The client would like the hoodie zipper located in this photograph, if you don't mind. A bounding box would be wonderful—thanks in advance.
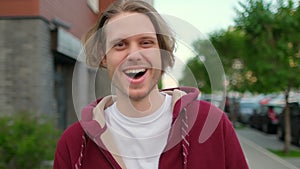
[158,107,189,169]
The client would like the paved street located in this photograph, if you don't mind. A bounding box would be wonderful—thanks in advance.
[237,127,300,169]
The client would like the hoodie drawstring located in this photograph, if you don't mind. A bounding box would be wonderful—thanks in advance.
[181,108,189,169]
[75,134,87,169]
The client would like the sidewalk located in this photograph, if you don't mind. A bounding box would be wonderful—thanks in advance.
[237,127,300,169]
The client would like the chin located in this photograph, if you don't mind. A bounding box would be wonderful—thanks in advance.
[127,86,151,100]
[114,83,156,101]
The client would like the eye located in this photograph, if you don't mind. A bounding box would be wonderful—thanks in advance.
[140,39,155,48]
[113,41,127,50]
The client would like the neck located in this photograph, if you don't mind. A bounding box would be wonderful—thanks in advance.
[115,87,165,118]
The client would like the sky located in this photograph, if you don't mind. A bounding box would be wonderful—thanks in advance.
[153,0,242,87]
[154,0,241,36]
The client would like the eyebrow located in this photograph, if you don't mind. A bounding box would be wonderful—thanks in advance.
[107,34,157,46]
[108,38,124,46]
[139,35,157,40]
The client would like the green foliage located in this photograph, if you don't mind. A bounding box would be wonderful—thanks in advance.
[204,0,300,93]
[234,0,300,93]
[0,112,61,169]
[209,29,250,92]
[180,39,226,94]
[181,0,300,96]
[207,0,300,154]
[268,148,300,158]
[180,56,211,93]
[158,79,163,89]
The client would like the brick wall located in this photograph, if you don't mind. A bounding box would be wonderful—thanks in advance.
[0,19,55,115]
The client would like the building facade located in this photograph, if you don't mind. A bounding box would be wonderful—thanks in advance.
[0,0,154,129]
[0,0,115,129]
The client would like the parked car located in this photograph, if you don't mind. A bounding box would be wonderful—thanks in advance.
[277,102,300,146]
[238,96,264,124]
[249,104,284,134]
[199,94,223,109]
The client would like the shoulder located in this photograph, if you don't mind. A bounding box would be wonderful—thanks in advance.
[188,99,226,122]
[54,121,86,167]
[187,99,232,136]
[63,121,84,137]
[56,121,85,149]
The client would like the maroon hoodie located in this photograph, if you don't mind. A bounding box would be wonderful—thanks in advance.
[53,87,249,169]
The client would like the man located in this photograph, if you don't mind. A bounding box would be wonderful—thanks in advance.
[53,1,249,169]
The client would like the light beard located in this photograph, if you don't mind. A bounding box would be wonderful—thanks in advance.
[111,68,163,102]
[112,78,160,102]
[113,79,164,117]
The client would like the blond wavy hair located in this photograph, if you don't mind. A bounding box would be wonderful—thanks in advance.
[83,0,175,70]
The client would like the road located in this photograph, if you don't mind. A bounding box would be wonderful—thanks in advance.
[237,127,300,169]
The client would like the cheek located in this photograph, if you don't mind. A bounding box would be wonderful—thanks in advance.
[144,49,162,70]
[106,60,118,77]
[106,55,124,76]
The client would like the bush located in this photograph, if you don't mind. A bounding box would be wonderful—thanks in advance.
[0,112,61,169]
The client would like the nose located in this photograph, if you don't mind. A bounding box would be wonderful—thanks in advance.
[127,43,142,61]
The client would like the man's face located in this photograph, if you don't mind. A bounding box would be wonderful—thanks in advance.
[102,12,162,101]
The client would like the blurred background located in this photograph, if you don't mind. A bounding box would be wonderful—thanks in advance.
[0,0,300,168]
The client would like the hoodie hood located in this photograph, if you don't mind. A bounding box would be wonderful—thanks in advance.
[78,86,199,168]
[80,86,199,137]
[162,87,200,121]
[79,86,199,168]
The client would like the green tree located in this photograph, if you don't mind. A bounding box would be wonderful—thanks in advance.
[180,39,226,94]
[180,55,211,93]
[185,0,300,154]
[209,28,251,92]
[208,28,250,125]
[234,0,300,154]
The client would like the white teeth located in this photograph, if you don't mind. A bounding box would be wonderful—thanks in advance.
[124,69,146,74]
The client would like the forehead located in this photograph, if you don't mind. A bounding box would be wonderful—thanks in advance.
[105,12,156,41]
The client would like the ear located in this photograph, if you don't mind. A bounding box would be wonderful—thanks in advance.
[100,55,107,68]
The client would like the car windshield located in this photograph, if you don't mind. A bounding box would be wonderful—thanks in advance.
[273,106,284,115]
[240,102,259,109]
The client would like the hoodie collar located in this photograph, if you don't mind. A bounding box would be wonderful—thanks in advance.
[162,87,200,120]
[80,87,200,138]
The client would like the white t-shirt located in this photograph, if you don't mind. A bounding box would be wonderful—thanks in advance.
[104,94,172,169]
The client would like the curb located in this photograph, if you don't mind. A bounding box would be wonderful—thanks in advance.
[238,135,300,169]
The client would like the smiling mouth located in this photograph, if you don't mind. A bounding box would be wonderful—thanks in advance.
[124,68,147,79]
